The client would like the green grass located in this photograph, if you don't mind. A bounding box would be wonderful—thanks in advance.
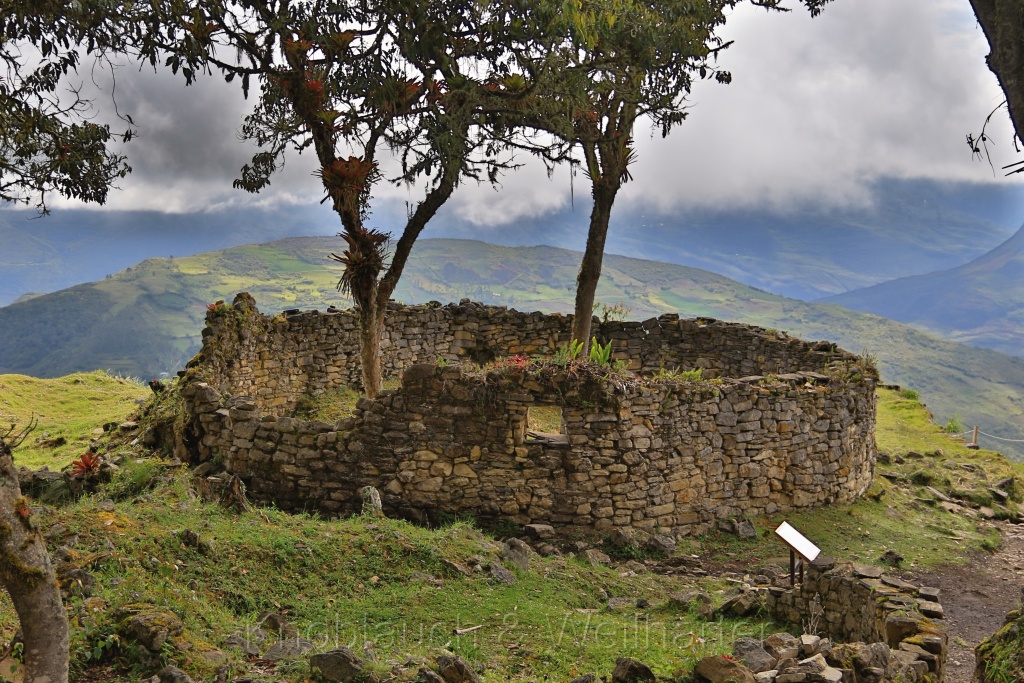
[42,470,782,682]
[296,379,400,422]
[528,405,563,433]
[876,388,1020,479]
[0,371,149,469]
[4,374,1024,680]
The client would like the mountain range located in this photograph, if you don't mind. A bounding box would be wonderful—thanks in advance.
[3,236,1024,460]
[3,176,1023,307]
[825,225,1024,358]
[443,178,1024,301]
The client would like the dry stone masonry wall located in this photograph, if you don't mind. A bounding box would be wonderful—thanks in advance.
[193,293,862,415]
[177,294,877,537]
[764,557,947,683]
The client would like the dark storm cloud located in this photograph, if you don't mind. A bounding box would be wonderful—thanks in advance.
[58,60,325,212]
[106,68,251,181]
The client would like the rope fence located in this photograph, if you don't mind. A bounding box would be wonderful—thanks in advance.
[976,429,1024,444]
[946,425,1024,447]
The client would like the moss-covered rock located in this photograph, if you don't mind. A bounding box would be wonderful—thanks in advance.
[975,608,1024,683]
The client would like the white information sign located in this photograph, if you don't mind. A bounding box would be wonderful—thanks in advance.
[774,521,821,563]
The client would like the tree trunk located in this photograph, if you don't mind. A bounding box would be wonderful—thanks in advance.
[0,441,69,683]
[358,295,385,399]
[571,182,619,355]
[970,0,1024,142]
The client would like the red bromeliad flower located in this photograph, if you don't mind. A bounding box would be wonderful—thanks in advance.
[70,448,101,479]
[500,354,530,369]
[14,497,31,521]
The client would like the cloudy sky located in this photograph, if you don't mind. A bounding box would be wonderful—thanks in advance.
[46,0,1024,225]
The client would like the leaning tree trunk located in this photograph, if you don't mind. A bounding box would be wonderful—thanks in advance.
[970,0,1024,143]
[358,295,386,399]
[0,439,69,683]
[571,180,621,355]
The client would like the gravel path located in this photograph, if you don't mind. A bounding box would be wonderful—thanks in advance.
[906,522,1024,683]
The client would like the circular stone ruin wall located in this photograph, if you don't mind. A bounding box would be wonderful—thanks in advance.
[178,293,877,536]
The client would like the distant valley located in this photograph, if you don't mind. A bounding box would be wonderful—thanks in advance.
[825,225,1024,358]
[3,176,1023,307]
[3,236,1024,460]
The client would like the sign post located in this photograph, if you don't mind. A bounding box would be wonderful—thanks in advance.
[774,521,821,587]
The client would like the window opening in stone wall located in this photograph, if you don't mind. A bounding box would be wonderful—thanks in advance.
[525,404,568,445]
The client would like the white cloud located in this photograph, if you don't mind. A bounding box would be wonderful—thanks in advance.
[48,0,1024,220]
[616,0,1022,214]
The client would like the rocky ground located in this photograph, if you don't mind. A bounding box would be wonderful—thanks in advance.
[907,521,1024,683]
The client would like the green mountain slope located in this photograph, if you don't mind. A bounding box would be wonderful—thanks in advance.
[2,177,1023,307]
[439,178,1024,300]
[3,237,1024,458]
[825,226,1024,357]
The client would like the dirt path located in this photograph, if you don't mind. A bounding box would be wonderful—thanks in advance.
[906,522,1024,683]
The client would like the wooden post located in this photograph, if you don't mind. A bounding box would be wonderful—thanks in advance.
[790,549,796,587]
[968,425,980,450]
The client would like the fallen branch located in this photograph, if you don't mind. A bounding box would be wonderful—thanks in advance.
[453,625,483,636]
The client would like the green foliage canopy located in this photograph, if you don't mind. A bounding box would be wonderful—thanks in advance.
[0,0,134,211]
[480,0,832,351]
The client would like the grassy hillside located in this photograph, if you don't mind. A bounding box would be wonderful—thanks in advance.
[0,206,340,307]
[3,178,1021,307]
[3,237,1024,459]
[2,377,1019,681]
[0,372,149,469]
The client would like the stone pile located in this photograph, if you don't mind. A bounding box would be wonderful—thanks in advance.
[763,557,946,683]
[695,630,939,683]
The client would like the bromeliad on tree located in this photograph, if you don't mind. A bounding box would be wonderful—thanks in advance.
[317,156,379,217]
[130,0,548,398]
[329,227,390,304]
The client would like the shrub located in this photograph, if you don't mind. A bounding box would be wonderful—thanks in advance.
[899,388,920,401]
[105,459,165,501]
[944,414,964,434]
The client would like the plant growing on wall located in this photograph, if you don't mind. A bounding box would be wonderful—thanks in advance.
[553,339,585,367]
[588,337,613,367]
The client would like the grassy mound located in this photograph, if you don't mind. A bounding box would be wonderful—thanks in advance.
[40,466,781,681]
